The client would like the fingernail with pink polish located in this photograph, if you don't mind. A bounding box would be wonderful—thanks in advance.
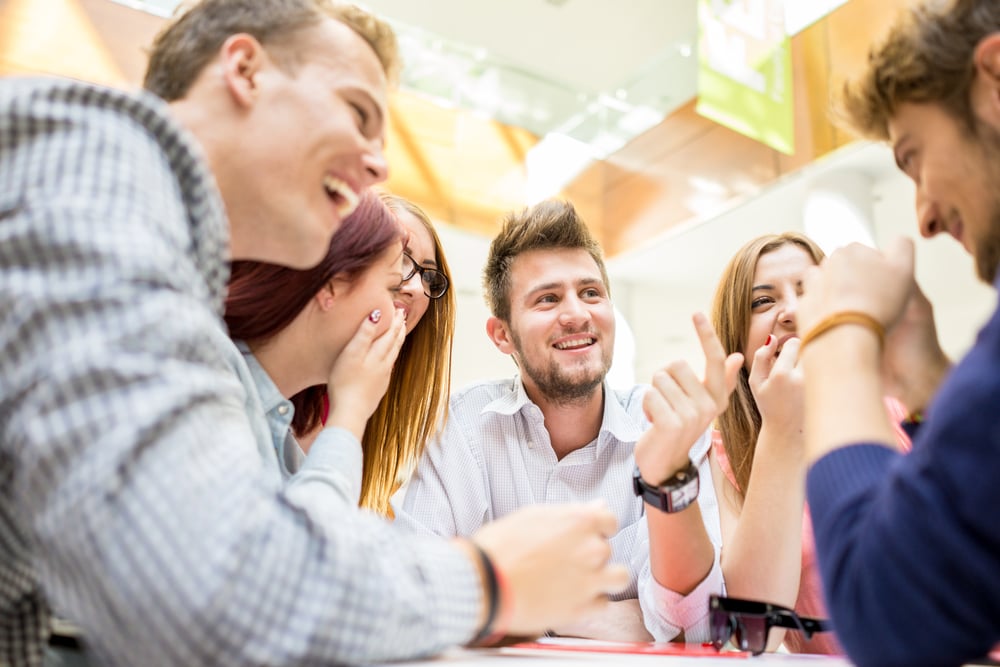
[368,309,382,324]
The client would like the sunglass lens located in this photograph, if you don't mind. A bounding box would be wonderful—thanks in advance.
[735,616,769,655]
[710,609,733,650]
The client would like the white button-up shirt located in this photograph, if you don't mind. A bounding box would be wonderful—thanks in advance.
[394,376,725,640]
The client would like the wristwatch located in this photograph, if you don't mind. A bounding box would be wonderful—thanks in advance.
[632,460,699,513]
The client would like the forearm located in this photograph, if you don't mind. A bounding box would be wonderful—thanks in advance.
[646,503,714,594]
[892,351,951,415]
[720,425,805,607]
[25,410,482,664]
[285,426,363,510]
[802,327,897,463]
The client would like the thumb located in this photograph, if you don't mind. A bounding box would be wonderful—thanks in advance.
[724,352,744,396]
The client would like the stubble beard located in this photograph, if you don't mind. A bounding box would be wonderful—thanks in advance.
[971,117,1000,284]
[512,331,611,406]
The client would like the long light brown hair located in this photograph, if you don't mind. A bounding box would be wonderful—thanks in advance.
[711,232,825,493]
[360,194,456,515]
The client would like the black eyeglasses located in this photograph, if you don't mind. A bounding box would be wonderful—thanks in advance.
[710,595,832,655]
[401,252,449,299]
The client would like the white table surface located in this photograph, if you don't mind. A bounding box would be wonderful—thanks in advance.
[373,640,854,666]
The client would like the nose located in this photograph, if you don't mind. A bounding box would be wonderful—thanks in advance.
[778,291,798,329]
[915,189,941,239]
[558,294,589,326]
[362,141,389,186]
[398,270,421,297]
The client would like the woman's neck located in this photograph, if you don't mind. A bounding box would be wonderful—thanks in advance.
[248,323,326,398]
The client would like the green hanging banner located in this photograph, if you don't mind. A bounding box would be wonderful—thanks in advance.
[696,0,795,155]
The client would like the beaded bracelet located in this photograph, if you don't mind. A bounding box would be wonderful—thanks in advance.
[799,310,885,351]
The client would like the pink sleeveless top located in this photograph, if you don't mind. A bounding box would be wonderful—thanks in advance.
[712,397,912,655]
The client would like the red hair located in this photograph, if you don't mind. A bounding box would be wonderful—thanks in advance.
[225,189,402,432]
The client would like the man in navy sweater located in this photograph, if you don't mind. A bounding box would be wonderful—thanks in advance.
[795,1,1000,666]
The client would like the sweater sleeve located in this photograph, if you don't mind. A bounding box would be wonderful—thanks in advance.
[806,299,1000,667]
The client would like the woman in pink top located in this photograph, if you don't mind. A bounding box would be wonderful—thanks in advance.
[710,232,911,654]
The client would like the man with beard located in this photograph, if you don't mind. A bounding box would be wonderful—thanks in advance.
[396,199,731,644]
[794,1,1000,666]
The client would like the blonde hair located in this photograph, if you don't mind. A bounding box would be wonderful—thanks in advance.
[145,0,399,101]
[359,195,456,515]
[711,232,825,493]
[838,0,1000,141]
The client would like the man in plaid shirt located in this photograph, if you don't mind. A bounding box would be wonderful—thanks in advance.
[0,1,627,665]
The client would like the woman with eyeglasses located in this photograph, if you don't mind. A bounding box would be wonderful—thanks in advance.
[706,232,911,653]
[226,191,456,518]
[362,194,455,516]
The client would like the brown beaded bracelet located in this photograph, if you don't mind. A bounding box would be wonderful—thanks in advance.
[799,310,885,350]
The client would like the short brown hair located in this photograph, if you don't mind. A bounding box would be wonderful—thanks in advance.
[839,0,1000,141]
[484,199,609,322]
[144,0,399,101]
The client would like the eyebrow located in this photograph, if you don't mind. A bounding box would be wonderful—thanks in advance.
[526,277,604,296]
[751,284,774,292]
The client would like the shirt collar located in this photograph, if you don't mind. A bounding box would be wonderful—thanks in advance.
[482,375,644,445]
[235,340,293,419]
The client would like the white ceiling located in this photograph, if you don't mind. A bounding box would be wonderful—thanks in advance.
[360,0,699,153]
[360,0,698,94]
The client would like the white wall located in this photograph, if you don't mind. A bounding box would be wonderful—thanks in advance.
[432,224,514,391]
[608,142,996,384]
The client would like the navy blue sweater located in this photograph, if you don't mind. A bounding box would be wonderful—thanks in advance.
[807,285,1000,667]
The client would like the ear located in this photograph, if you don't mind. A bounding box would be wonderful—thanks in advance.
[314,281,339,311]
[219,34,267,109]
[972,33,1000,125]
[486,316,516,356]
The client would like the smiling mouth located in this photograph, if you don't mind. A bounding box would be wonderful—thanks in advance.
[554,336,596,350]
[323,175,360,219]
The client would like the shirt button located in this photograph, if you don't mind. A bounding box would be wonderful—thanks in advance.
[277,405,289,416]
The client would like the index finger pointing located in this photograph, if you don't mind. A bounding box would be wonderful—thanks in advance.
[692,312,728,398]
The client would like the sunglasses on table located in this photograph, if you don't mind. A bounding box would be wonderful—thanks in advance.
[401,252,449,299]
[710,594,832,656]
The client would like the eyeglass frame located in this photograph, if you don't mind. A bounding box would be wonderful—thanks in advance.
[709,594,832,656]
[401,251,449,299]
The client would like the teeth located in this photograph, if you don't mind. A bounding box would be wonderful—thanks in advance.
[323,175,360,218]
[555,338,595,350]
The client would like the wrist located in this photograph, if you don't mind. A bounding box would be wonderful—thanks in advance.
[633,459,700,514]
[800,310,884,352]
[463,540,511,647]
[801,325,881,372]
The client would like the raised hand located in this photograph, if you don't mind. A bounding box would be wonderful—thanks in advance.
[799,238,915,336]
[325,308,406,439]
[469,501,630,637]
[748,335,803,439]
[634,313,743,484]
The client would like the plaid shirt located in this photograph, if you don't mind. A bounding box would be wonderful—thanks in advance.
[0,77,480,666]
